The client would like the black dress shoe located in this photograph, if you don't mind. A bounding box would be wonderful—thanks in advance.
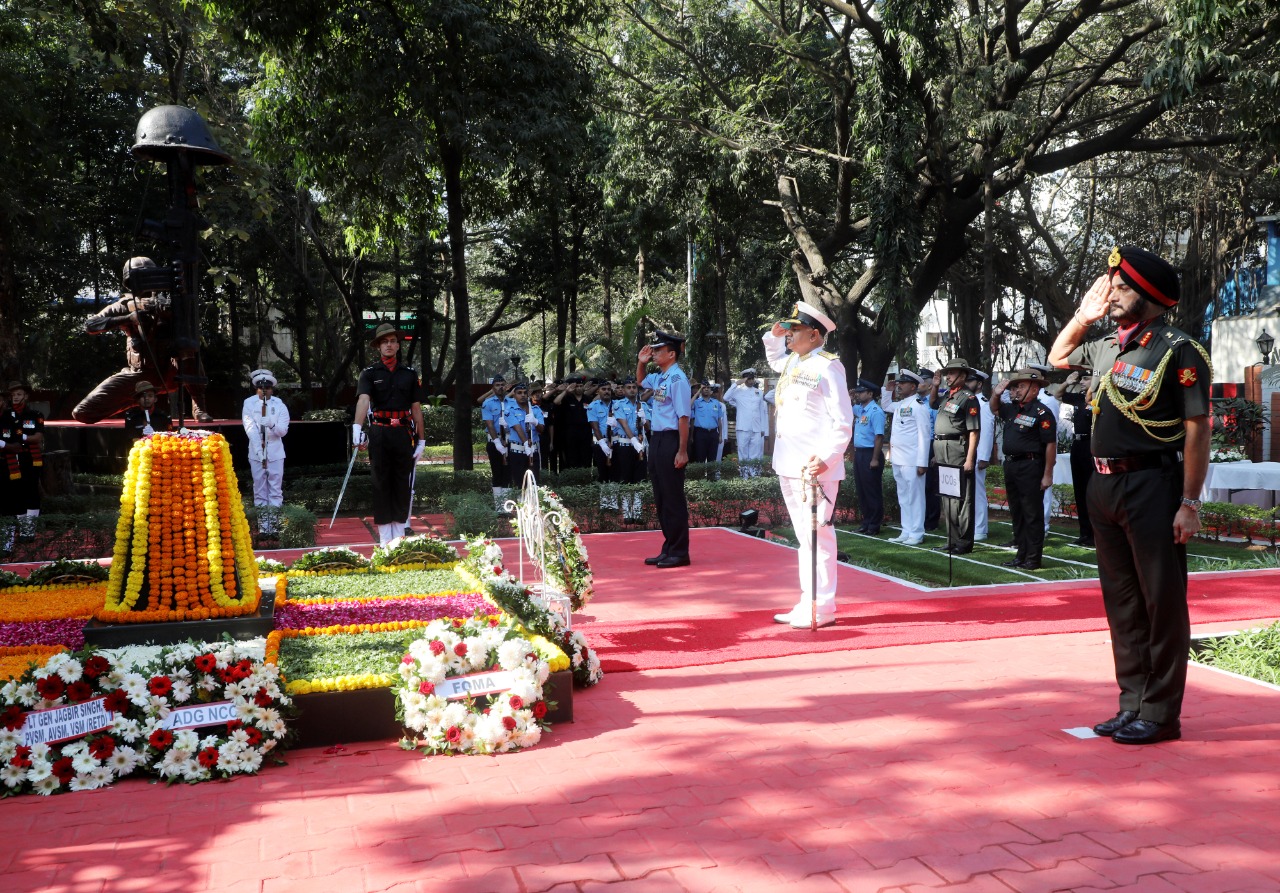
[655,556,690,568]
[1019,560,1042,570]
[951,547,973,555]
[644,554,668,566]
[1092,710,1139,737]
[997,540,1016,548]
[1112,718,1181,745]
[1076,538,1095,548]
[1001,558,1024,567]
[933,545,954,553]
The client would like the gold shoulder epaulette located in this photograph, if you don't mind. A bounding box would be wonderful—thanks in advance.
[816,349,837,360]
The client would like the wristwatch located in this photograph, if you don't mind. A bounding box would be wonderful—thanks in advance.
[1180,497,1203,512]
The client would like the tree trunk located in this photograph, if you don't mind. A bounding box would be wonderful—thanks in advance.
[440,136,474,470]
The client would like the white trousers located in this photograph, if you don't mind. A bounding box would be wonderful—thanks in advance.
[1043,486,1053,533]
[974,466,989,539]
[892,463,926,540]
[779,475,838,611]
[737,431,765,461]
[250,458,284,507]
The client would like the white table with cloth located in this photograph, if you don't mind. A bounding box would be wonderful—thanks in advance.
[1201,461,1280,509]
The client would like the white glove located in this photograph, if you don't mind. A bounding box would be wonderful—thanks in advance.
[630,437,642,452]
[525,412,536,425]
[352,423,367,447]
[413,440,425,460]
[492,437,508,457]
[606,415,616,428]
[599,440,613,459]
[0,439,5,449]
[141,425,154,436]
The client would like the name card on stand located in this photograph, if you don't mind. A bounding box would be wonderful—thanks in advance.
[438,671,516,701]
[161,700,238,731]
[21,698,113,747]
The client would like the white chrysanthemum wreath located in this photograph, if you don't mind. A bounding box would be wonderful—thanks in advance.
[0,642,290,796]
[396,615,551,755]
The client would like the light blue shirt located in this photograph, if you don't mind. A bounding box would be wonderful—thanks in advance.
[481,394,517,433]
[611,398,638,439]
[642,365,691,432]
[586,398,612,438]
[503,401,530,444]
[852,401,886,448]
[691,396,724,430]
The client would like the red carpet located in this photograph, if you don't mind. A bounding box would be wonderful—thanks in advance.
[569,528,1280,672]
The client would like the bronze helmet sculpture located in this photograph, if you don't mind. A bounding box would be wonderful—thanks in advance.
[131,106,231,166]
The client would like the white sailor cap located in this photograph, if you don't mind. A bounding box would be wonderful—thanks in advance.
[250,369,277,388]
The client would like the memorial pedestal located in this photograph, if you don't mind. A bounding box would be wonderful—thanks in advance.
[290,669,574,749]
[83,590,277,648]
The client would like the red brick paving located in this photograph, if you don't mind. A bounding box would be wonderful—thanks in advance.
[3,530,1279,892]
[3,629,1279,892]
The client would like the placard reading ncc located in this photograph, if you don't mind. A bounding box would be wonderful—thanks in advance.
[161,700,238,731]
[21,698,112,747]
[938,464,963,499]
[438,670,516,701]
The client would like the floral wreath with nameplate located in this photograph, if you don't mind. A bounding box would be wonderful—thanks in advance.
[395,616,551,756]
[0,642,291,796]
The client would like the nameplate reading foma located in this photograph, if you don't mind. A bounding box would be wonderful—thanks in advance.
[438,671,516,701]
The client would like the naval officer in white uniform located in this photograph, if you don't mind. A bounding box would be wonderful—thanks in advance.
[763,301,854,629]
[883,370,931,544]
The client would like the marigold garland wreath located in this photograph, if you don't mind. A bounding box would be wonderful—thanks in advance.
[100,431,260,623]
[395,616,551,755]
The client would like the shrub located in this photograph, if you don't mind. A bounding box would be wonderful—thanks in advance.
[444,491,502,539]
[244,504,318,549]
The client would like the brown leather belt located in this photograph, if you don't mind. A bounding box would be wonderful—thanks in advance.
[1094,452,1182,475]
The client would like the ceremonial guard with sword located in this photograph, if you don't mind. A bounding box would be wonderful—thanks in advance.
[353,323,425,545]
[764,302,854,629]
[242,369,290,537]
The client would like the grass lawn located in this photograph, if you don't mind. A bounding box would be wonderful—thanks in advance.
[772,513,1274,589]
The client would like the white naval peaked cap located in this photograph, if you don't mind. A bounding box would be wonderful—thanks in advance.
[780,301,837,335]
[250,368,277,387]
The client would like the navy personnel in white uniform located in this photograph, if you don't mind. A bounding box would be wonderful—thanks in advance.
[763,302,854,628]
[883,370,931,544]
[724,368,770,476]
[242,369,290,535]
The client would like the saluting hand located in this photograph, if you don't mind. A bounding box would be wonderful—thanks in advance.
[1077,274,1111,326]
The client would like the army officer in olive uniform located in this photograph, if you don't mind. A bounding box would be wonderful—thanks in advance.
[1049,246,1211,746]
[991,368,1056,571]
[931,358,981,554]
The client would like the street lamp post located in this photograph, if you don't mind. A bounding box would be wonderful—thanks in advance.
[1258,329,1274,365]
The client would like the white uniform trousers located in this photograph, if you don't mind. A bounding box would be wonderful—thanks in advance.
[974,466,989,539]
[1043,486,1053,533]
[250,458,284,507]
[737,430,765,461]
[779,475,839,611]
[892,463,926,540]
